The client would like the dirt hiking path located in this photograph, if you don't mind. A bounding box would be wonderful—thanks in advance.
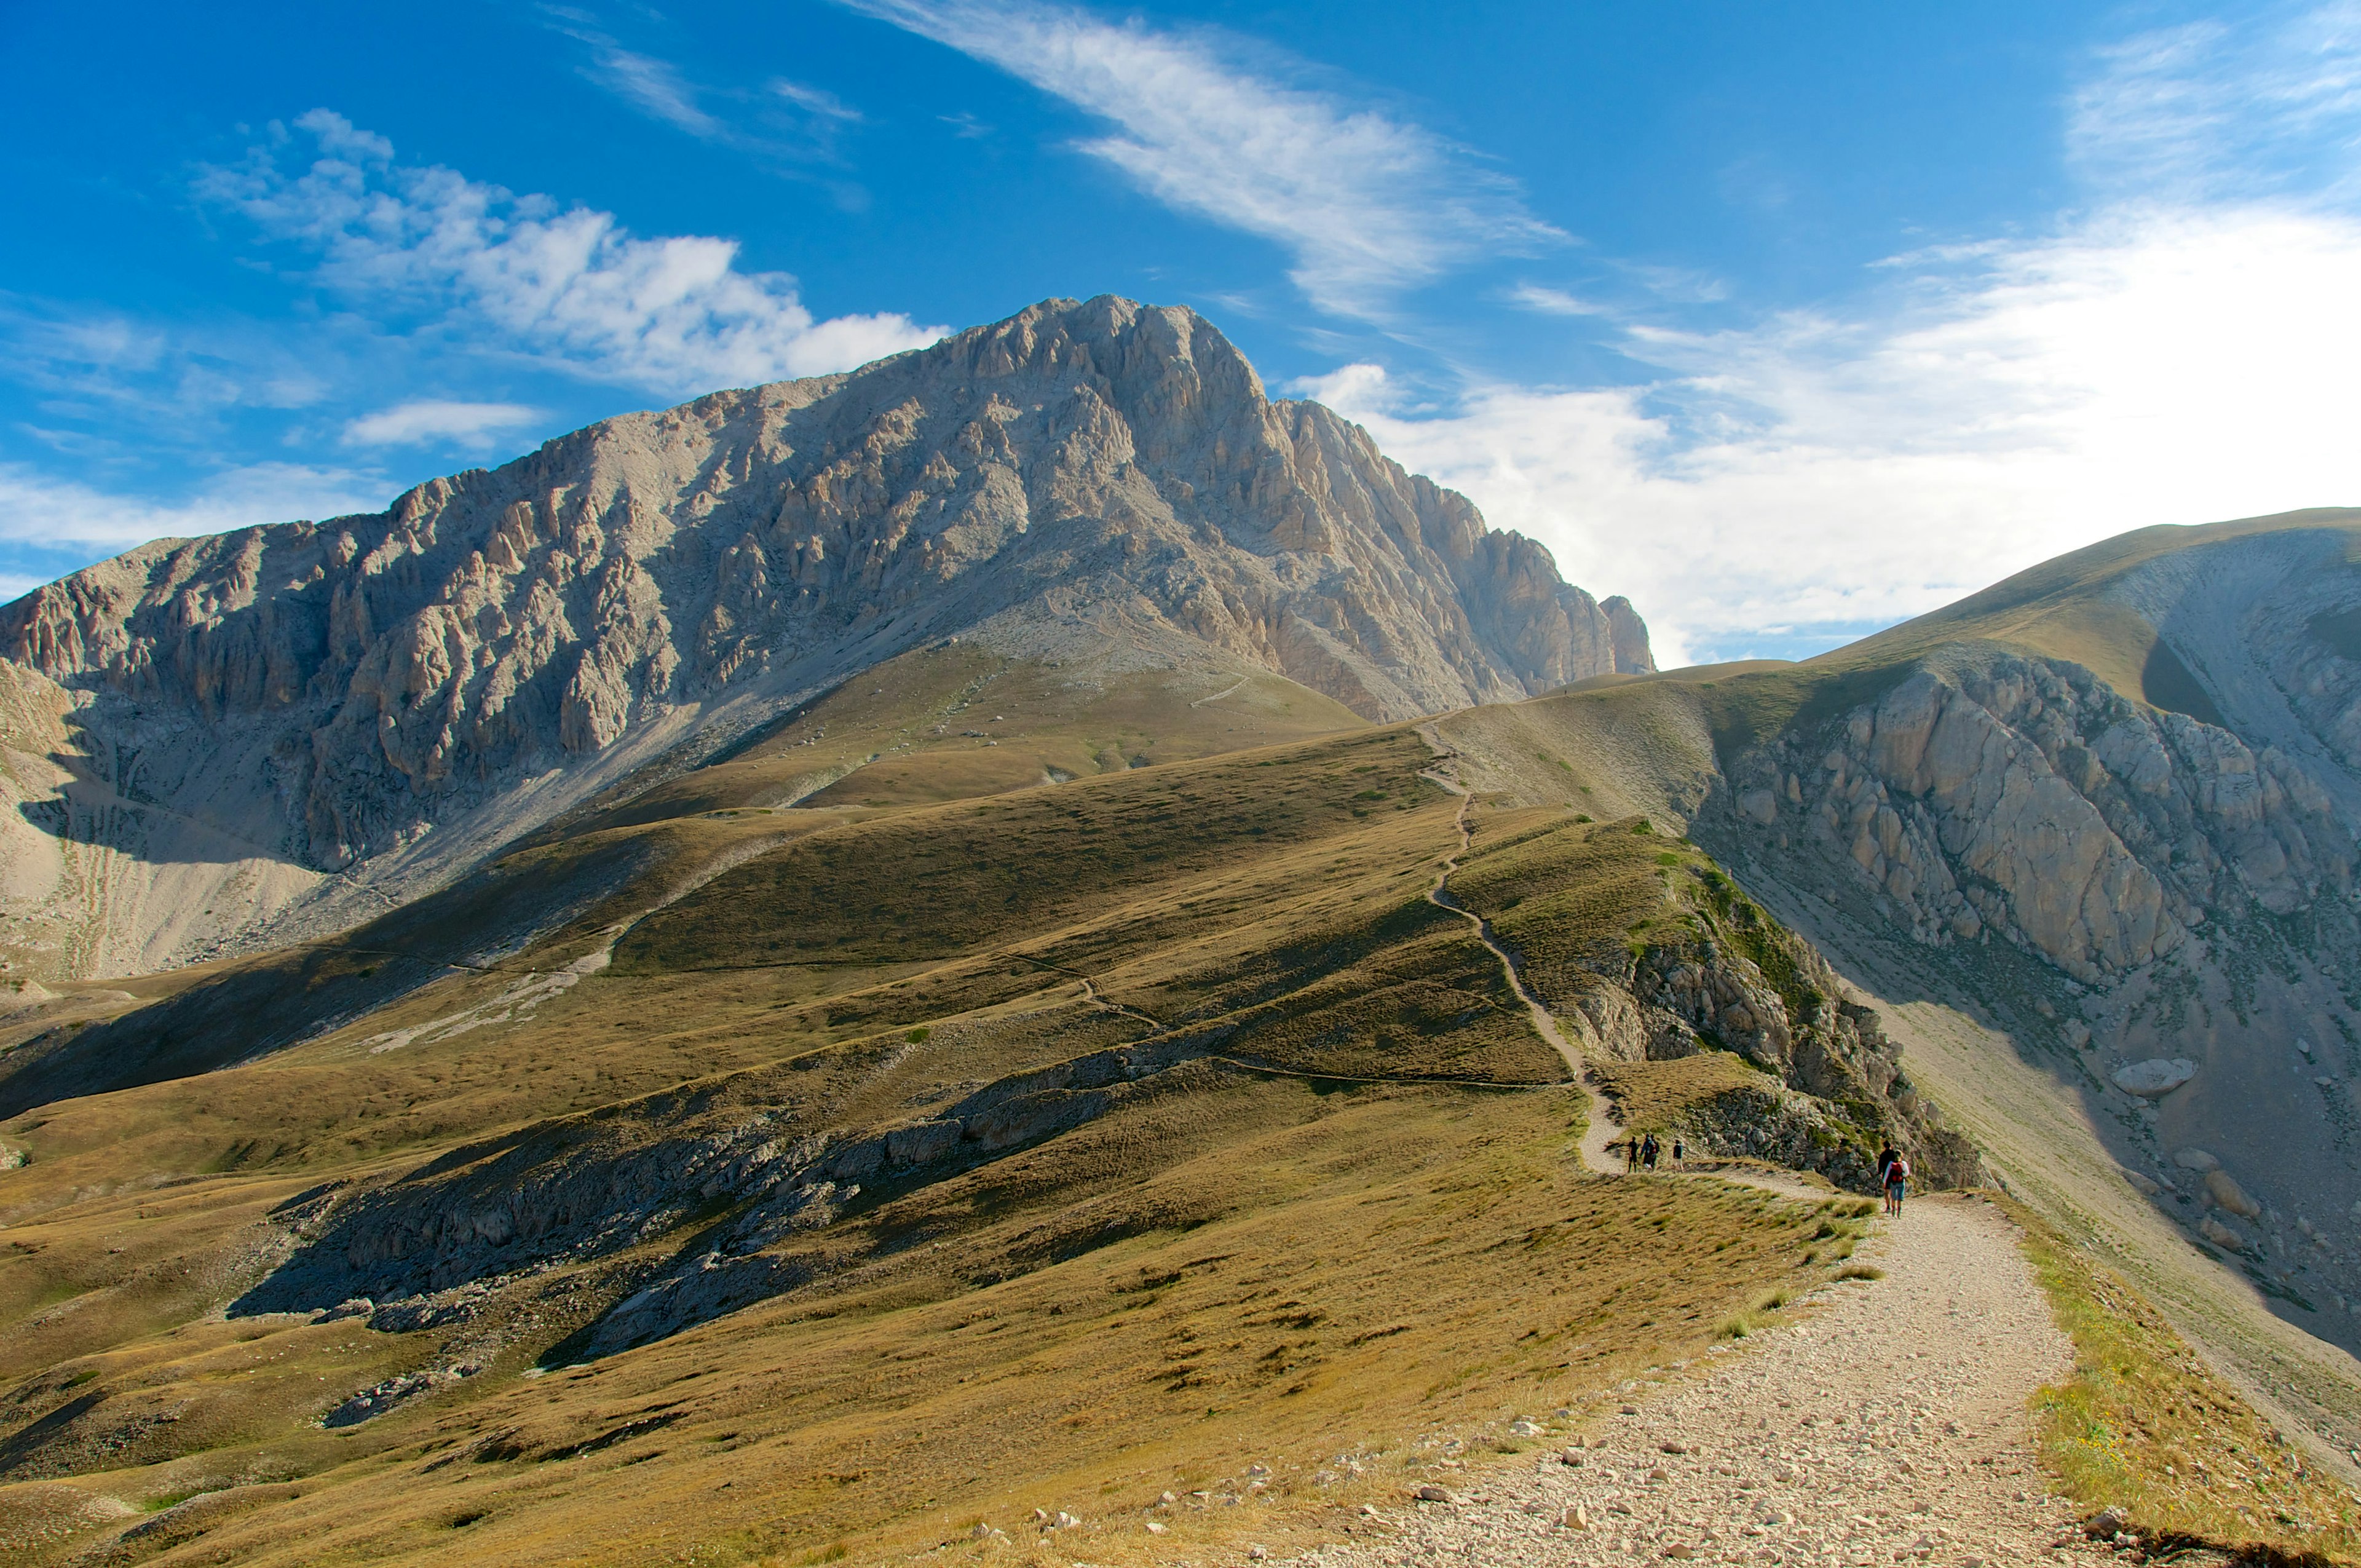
[1296,1195,2129,1568]
[1426,794,1593,1105]
[1401,791,2121,1561]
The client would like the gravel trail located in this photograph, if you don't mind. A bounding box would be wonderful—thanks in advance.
[1399,790,2117,1561]
[1297,1194,2126,1567]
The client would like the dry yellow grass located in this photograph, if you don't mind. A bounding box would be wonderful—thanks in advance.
[2,1085,1848,1567]
[0,702,1890,1566]
[1589,1051,1776,1136]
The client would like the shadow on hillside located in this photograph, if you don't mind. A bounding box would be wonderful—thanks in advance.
[0,832,662,1119]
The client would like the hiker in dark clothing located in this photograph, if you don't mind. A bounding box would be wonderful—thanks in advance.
[1876,1144,1909,1216]
[1641,1134,1659,1170]
[1671,1137,1685,1167]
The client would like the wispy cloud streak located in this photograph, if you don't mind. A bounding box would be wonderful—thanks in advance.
[2070,1,2361,199]
[343,400,545,448]
[0,461,391,555]
[840,0,1558,319]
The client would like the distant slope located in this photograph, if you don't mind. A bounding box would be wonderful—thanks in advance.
[0,295,1651,981]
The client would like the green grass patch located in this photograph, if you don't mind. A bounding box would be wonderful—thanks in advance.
[2006,1196,2361,1561]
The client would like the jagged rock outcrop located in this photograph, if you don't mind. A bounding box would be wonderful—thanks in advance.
[1552,881,1982,1192]
[1723,655,2352,982]
[0,295,1649,978]
[1694,523,2361,1349]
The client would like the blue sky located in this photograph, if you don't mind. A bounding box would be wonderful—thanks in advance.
[4,1,2359,663]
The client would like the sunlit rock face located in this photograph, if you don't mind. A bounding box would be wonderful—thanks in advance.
[1706,523,2361,1355]
[0,295,1648,976]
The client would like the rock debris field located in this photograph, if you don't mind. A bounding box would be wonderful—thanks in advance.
[1291,1193,2135,1568]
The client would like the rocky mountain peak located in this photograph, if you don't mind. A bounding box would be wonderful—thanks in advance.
[0,295,1650,977]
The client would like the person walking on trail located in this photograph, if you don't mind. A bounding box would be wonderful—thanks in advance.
[1671,1137,1685,1167]
[1879,1145,1910,1216]
[1641,1134,1659,1170]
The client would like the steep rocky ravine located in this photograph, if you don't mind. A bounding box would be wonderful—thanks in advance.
[1434,808,1983,1192]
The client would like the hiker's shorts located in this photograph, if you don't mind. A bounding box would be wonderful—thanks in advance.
[1886,1181,1907,1200]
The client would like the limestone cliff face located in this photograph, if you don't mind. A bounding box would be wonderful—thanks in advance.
[0,296,1649,976]
[1703,525,2361,1346]
[1726,655,2352,984]
[1548,892,1983,1192]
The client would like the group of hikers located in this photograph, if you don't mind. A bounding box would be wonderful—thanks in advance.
[1612,1128,1913,1218]
[1616,1132,1682,1171]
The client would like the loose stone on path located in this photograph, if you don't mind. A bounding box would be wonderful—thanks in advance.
[1287,1194,2123,1568]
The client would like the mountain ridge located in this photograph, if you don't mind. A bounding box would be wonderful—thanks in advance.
[4,502,2361,1564]
[0,295,1650,980]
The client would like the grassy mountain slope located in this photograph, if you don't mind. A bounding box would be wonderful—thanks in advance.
[0,684,1891,1566]
[10,510,2361,1563]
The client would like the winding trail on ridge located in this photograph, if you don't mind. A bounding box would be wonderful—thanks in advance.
[1425,790,1618,1175]
[1388,789,2117,1566]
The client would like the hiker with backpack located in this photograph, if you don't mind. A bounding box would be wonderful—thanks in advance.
[1877,1144,1910,1216]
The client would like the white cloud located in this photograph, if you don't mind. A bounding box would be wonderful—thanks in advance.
[545,15,868,168]
[772,79,862,122]
[1505,284,1607,318]
[839,0,1558,319]
[342,400,545,448]
[0,300,333,422]
[2069,2,2361,199]
[0,461,389,554]
[1306,204,2361,668]
[541,9,727,139]
[199,110,944,397]
[1294,5,2361,667]
[581,45,725,138]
